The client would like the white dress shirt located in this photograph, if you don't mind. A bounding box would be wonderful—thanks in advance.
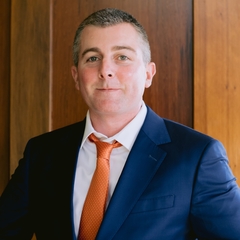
[73,102,147,236]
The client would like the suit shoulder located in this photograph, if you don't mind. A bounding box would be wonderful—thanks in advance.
[163,118,215,143]
[161,118,228,161]
[144,106,216,147]
[27,120,85,148]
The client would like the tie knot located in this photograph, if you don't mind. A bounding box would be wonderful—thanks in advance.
[89,133,121,160]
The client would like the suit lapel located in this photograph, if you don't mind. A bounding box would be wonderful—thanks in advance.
[97,107,171,239]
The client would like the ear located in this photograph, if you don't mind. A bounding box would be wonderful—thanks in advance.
[145,62,156,88]
[71,66,80,90]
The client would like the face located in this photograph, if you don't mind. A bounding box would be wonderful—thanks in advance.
[71,23,156,119]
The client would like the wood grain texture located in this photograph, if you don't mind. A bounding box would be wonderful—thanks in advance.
[194,0,240,184]
[51,0,193,130]
[10,0,50,173]
[0,0,10,194]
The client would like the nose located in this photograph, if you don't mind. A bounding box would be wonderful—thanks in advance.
[98,59,114,79]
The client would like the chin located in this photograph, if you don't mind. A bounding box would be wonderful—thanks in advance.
[96,106,123,115]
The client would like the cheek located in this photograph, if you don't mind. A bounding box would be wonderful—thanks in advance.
[118,65,147,90]
[116,66,137,85]
[79,68,96,88]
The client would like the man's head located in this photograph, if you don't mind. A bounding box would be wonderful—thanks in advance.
[71,8,156,129]
[72,8,151,67]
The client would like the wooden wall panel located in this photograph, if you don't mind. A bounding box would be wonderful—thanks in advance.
[0,0,10,194]
[145,0,193,126]
[194,0,240,184]
[10,0,50,173]
[51,0,193,130]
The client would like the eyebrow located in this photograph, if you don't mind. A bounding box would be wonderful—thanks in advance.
[81,47,100,58]
[81,45,136,58]
[112,45,136,53]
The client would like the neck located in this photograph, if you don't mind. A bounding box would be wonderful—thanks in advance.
[89,109,141,137]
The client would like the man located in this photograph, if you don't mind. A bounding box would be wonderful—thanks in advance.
[0,8,240,240]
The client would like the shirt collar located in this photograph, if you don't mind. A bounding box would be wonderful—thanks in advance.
[81,102,147,151]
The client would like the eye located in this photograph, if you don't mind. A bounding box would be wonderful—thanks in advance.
[118,55,129,61]
[87,56,99,62]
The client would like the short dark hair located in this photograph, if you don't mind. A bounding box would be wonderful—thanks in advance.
[72,8,151,66]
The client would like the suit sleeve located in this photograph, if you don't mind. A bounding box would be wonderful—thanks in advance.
[0,140,34,240]
[190,139,240,239]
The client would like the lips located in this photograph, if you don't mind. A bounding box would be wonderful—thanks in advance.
[97,87,121,91]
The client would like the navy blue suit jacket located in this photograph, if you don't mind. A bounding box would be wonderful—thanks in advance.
[1,107,240,239]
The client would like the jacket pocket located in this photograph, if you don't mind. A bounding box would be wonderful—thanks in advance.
[131,195,175,213]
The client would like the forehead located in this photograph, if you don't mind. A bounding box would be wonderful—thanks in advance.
[79,23,142,51]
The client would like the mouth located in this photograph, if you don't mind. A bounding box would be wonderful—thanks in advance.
[97,88,120,91]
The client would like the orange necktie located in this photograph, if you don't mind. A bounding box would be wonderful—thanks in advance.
[78,133,121,240]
